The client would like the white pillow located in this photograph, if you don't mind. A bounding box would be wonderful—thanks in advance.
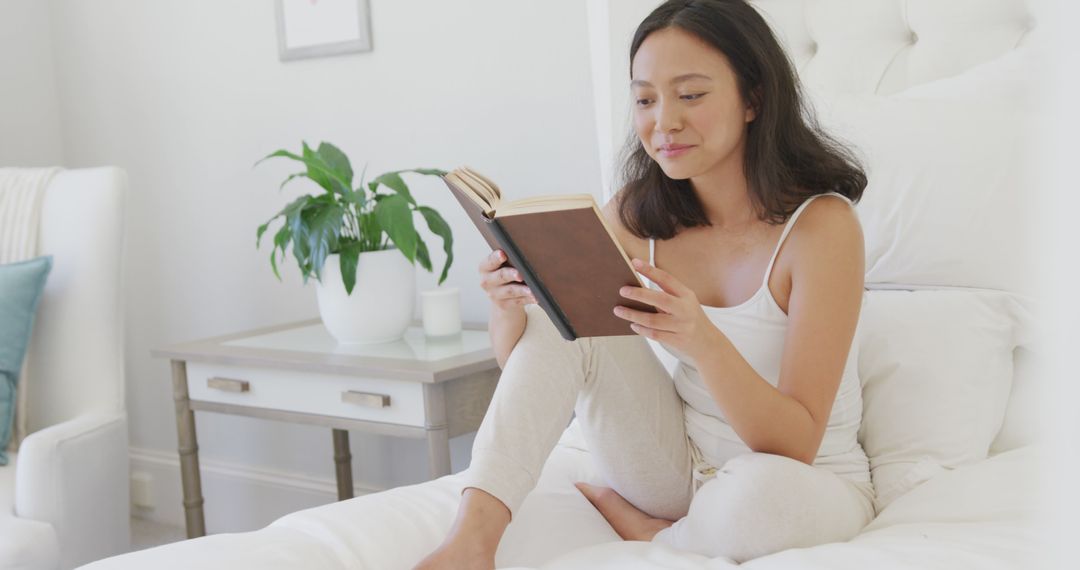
[989,345,1047,455]
[896,44,1046,107]
[804,91,1039,296]
[856,288,1029,513]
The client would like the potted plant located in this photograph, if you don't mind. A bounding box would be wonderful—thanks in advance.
[255,141,454,344]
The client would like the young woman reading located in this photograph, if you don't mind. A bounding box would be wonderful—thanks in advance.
[417,1,872,567]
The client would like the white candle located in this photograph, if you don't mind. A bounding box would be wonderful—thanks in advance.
[421,286,462,337]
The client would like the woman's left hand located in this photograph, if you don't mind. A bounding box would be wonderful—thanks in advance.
[614,258,723,364]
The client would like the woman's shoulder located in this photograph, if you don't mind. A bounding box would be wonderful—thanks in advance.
[793,192,859,234]
[786,192,863,270]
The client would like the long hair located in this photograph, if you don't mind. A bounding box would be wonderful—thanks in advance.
[616,0,866,239]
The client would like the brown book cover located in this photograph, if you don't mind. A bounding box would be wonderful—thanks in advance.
[442,167,656,341]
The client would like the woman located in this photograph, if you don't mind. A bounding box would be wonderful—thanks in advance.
[417,0,872,567]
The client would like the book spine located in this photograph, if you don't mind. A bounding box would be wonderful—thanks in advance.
[486,217,577,341]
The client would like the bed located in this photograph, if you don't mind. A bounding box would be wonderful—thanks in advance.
[83,1,1048,568]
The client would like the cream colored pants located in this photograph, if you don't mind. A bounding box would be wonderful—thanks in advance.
[463,304,874,562]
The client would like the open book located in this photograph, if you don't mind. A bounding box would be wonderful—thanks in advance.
[442,166,657,341]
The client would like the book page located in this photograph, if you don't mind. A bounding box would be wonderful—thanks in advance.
[496,194,596,216]
[457,168,501,210]
[461,167,502,201]
[444,171,495,217]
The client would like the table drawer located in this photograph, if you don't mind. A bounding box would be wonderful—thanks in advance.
[186,362,427,427]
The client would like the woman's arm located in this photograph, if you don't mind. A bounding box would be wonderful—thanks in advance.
[695,198,865,464]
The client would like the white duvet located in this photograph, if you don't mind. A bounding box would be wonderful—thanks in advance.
[85,423,1048,570]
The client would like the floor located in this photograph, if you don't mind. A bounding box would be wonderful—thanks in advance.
[130,517,187,553]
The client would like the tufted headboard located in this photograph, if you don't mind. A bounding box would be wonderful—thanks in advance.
[751,0,1035,96]
[587,0,1038,199]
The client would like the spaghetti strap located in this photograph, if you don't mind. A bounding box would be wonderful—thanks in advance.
[760,192,849,287]
[644,238,658,291]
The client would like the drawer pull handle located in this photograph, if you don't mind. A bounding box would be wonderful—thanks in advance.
[341,390,391,408]
[207,377,250,393]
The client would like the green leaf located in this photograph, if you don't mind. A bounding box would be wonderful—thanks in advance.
[289,203,313,282]
[279,172,308,191]
[373,194,417,263]
[315,141,354,185]
[254,149,303,168]
[415,237,433,272]
[256,145,355,199]
[372,172,416,206]
[281,195,311,216]
[261,190,309,229]
[350,163,370,209]
[282,195,311,240]
[270,225,292,280]
[417,206,454,285]
[339,240,363,295]
[256,221,270,248]
[301,142,337,194]
[405,168,448,176]
[258,195,307,280]
[316,142,353,187]
[303,199,345,281]
[360,210,381,247]
[349,192,366,209]
[270,248,281,281]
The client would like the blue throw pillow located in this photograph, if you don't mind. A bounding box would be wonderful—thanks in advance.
[0,256,53,465]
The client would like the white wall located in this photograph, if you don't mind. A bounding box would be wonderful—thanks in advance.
[0,0,64,166]
[38,0,601,531]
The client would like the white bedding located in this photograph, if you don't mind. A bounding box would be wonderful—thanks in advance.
[84,424,1047,570]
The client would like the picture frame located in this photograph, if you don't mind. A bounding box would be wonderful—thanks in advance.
[275,0,373,62]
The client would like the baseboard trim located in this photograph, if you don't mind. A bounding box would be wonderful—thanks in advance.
[128,446,385,532]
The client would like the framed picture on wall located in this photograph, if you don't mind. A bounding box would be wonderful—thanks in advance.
[275,0,373,61]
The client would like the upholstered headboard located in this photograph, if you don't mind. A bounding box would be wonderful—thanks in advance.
[587,0,1038,200]
[751,0,1034,95]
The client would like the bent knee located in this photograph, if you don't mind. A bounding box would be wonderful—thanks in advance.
[710,453,813,503]
[655,453,869,562]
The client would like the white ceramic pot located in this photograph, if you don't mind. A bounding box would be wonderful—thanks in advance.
[315,248,416,344]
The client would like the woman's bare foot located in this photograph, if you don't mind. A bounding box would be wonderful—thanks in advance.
[412,488,511,570]
[575,482,674,541]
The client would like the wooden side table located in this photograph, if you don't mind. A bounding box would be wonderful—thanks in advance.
[152,318,499,538]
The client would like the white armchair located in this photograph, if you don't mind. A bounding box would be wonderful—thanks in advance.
[0,168,129,570]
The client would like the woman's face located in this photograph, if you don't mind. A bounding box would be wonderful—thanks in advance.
[630,26,756,181]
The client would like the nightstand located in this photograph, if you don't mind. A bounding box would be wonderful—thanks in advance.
[152,318,499,538]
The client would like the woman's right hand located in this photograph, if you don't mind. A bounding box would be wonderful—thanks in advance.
[479,249,537,311]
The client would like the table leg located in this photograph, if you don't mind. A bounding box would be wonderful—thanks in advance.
[171,360,206,538]
[426,428,452,479]
[332,428,354,500]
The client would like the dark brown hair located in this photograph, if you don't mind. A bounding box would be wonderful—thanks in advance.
[617,0,866,239]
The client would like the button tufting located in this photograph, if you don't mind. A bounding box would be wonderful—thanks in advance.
[909,30,919,44]
[808,41,818,55]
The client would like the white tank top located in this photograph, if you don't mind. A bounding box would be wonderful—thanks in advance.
[643,192,870,485]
